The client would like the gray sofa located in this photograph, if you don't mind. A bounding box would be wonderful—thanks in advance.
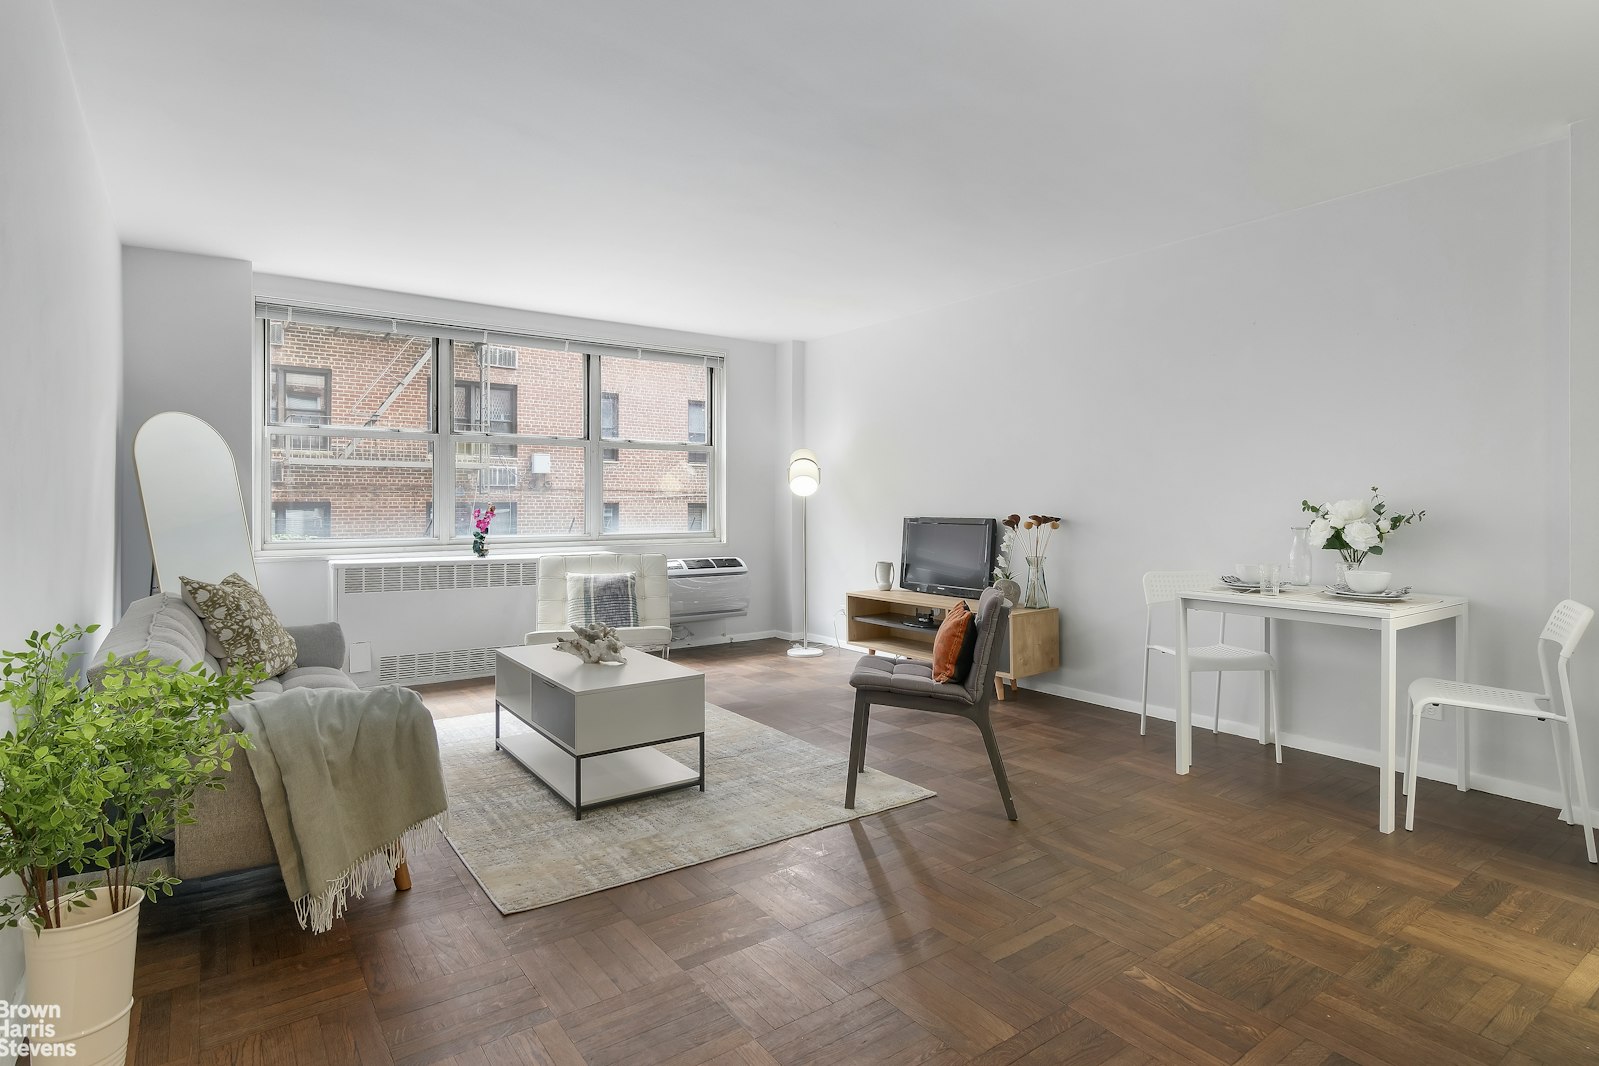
[94,593,357,879]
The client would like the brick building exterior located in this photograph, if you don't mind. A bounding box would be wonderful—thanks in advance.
[266,323,710,543]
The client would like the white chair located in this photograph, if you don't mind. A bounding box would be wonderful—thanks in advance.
[1141,570,1281,762]
[1405,599,1596,863]
[525,553,673,655]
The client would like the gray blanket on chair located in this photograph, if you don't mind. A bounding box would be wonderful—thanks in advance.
[230,685,448,933]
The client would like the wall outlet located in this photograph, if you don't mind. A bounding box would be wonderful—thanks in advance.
[1420,704,1443,720]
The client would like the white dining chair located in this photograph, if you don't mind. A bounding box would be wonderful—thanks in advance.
[1404,599,1596,863]
[1141,571,1281,762]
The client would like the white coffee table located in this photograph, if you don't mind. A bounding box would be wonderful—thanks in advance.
[494,644,706,819]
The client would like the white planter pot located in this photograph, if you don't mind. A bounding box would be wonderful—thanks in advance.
[22,889,140,1066]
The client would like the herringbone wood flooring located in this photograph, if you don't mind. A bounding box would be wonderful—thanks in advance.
[129,640,1599,1065]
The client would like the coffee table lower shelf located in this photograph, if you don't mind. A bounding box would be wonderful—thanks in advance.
[494,707,704,820]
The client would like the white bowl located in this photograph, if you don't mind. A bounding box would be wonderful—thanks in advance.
[1234,564,1262,584]
[1344,569,1392,594]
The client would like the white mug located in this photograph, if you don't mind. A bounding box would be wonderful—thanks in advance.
[874,561,893,590]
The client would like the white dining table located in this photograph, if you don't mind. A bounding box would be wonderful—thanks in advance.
[1174,585,1469,833]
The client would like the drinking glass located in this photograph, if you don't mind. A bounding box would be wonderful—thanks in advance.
[1259,563,1281,597]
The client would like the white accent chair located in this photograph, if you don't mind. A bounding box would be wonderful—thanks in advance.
[525,553,673,654]
[1405,599,1596,862]
[1141,570,1281,762]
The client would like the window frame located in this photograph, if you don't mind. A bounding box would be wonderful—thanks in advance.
[255,305,724,553]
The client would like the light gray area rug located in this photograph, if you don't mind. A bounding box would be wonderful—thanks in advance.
[437,705,935,914]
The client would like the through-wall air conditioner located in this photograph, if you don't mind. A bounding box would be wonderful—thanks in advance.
[667,557,750,622]
[481,345,518,368]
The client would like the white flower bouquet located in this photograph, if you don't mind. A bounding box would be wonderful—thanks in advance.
[1300,487,1424,568]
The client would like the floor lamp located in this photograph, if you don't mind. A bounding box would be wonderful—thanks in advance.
[787,448,824,658]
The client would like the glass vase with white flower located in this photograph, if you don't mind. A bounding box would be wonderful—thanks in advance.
[1299,487,1424,576]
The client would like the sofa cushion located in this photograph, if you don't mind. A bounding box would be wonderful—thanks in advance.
[279,666,359,693]
[90,593,219,682]
[181,573,298,676]
[848,654,971,703]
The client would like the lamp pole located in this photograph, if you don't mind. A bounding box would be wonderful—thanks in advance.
[788,449,824,658]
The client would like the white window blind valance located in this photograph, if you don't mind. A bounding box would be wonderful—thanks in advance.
[255,301,724,367]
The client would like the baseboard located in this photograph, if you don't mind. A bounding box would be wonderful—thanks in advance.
[1021,678,1587,819]
[672,628,785,650]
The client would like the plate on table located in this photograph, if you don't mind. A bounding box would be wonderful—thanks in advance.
[1220,574,1281,593]
[1324,584,1413,602]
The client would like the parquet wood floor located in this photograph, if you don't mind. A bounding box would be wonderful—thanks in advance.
[129,640,1599,1065]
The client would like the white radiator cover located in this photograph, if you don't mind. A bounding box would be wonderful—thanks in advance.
[333,555,755,687]
[332,559,540,687]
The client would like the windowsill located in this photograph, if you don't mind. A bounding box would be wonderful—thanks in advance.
[254,535,728,566]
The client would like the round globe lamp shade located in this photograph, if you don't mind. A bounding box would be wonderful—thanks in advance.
[788,450,820,497]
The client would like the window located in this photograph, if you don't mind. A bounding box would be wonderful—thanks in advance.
[271,367,331,451]
[272,501,331,540]
[258,303,720,548]
[687,399,707,464]
[454,380,517,435]
[601,391,620,462]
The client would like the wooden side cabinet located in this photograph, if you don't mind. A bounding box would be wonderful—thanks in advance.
[844,588,1060,700]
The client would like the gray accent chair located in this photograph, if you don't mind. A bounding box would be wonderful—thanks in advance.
[845,588,1017,820]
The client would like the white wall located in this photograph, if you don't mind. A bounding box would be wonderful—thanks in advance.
[120,247,255,610]
[804,142,1574,809]
[1571,122,1599,721]
[0,0,123,1028]
[119,262,784,638]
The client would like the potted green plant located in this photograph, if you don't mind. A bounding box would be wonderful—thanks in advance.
[0,624,256,1066]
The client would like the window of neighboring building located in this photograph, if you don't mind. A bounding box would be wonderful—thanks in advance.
[687,399,707,464]
[454,380,517,435]
[258,303,719,548]
[601,391,620,462]
[272,501,331,540]
[271,367,332,451]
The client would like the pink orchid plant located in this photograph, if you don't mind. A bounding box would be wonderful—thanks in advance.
[471,505,496,557]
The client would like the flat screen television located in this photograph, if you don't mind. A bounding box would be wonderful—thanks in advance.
[900,517,997,599]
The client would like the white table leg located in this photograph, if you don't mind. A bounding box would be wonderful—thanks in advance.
[1379,620,1397,833]
[1260,618,1273,746]
[1456,608,1470,792]
[1177,599,1192,775]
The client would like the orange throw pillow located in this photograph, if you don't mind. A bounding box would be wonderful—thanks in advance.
[931,600,973,683]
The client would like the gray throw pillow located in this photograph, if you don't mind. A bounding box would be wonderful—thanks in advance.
[566,572,640,628]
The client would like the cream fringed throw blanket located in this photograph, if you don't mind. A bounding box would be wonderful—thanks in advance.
[230,686,449,933]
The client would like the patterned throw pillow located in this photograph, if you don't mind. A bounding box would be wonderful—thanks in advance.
[180,572,298,677]
[566,572,641,629]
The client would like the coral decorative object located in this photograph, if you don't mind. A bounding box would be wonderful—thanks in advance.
[554,622,626,664]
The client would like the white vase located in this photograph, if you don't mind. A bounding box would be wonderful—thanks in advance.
[23,890,141,1066]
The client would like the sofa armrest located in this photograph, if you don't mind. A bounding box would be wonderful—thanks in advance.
[286,622,347,670]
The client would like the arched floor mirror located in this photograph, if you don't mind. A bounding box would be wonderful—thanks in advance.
[134,412,257,594]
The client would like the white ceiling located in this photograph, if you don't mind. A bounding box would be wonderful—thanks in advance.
[53,1,1599,341]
